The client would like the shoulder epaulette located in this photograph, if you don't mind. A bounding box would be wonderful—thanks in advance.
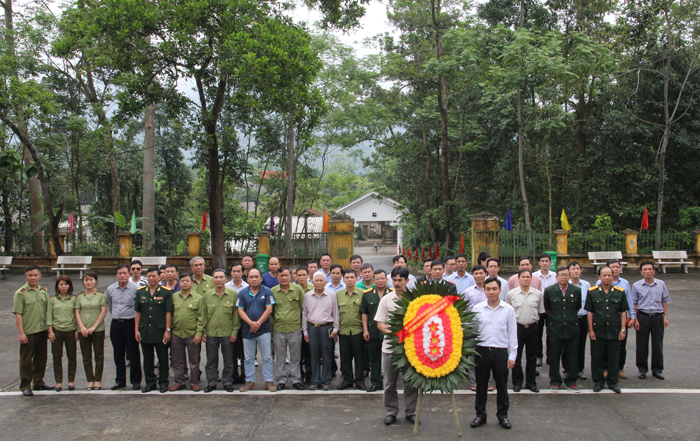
[364,288,373,293]
[445,280,455,284]
[613,286,624,291]
[76,291,86,296]
[40,286,47,291]
[589,286,598,291]
[161,285,171,291]
[137,285,148,290]
[388,287,394,291]
[18,286,27,295]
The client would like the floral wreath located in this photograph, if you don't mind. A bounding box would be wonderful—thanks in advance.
[386,281,478,393]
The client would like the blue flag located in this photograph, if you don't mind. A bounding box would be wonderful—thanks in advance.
[504,208,513,231]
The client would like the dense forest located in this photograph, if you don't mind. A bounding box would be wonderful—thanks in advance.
[2,0,700,265]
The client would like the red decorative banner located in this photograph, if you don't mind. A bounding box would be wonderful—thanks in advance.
[396,295,461,343]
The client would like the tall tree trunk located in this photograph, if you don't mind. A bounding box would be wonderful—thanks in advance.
[517,89,533,253]
[575,88,586,215]
[4,0,45,255]
[142,103,156,254]
[2,176,12,252]
[285,121,295,255]
[421,122,436,244]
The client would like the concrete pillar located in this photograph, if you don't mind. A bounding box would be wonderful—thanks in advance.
[554,229,568,255]
[328,214,355,269]
[50,233,66,257]
[396,226,403,255]
[117,232,133,258]
[471,212,499,264]
[188,232,202,257]
[623,229,639,255]
[258,231,270,256]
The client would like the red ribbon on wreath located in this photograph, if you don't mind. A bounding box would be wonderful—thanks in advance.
[396,295,461,343]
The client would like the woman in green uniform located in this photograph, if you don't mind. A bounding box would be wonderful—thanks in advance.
[75,271,108,390]
[47,276,78,392]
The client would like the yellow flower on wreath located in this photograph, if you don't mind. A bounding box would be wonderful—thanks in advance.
[403,295,463,378]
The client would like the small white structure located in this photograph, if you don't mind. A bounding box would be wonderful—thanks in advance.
[336,192,406,252]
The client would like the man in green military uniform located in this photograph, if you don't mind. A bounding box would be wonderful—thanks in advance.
[586,266,629,393]
[13,265,53,396]
[337,269,366,390]
[544,267,582,392]
[135,267,174,393]
[271,267,306,390]
[190,256,214,296]
[169,272,207,391]
[360,269,391,392]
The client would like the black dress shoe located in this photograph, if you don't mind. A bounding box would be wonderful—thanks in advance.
[499,418,512,429]
[470,417,487,428]
[277,383,286,390]
[638,372,646,379]
[366,384,380,392]
[55,386,62,392]
[132,384,141,390]
[68,385,75,391]
[159,385,168,393]
[610,385,622,393]
[384,415,396,425]
[406,415,419,425]
[23,389,33,396]
[535,370,540,376]
[593,385,602,392]
[292,383,304,390]
[205,385,216,393]
[513,385,521,392]
[111,383,126,390]
[141,386,154,393]
[356,384,366,391]
[536,357,542,367]
[529,386,540,393]
[652,373,665,380]
[337,382,353,390]
[224,385,234,392]
[34,384,54,391]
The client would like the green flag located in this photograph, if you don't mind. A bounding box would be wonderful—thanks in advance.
[130,210,137,234]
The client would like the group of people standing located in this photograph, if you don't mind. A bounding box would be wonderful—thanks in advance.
[12,252,671,432]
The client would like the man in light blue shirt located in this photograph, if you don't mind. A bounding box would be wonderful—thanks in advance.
[596,259,634,379]
[470,277,517,430]
[325,265,346,294]
[445,254,475,293]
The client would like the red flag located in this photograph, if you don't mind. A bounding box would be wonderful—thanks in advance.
[408,247,412,260]
[435,242,440,259]
[322,210,330,233]
[428,247,433,259]
[414,247,418,262]
[460,232,464,254]
[421,248,425,262]
[69,212,74,234]
[399,244,402,255]
[641,206,649,230]
[201,210,208,231]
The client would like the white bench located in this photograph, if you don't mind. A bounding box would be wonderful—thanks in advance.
[588,251,627,273]
[0,256,12,279]
[131,257,167,268]
[652,250,695,274]
[52,256,92,279]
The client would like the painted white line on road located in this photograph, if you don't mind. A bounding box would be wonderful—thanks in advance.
[1,388,699,397]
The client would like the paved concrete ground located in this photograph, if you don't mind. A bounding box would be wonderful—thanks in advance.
[1,267,698,440]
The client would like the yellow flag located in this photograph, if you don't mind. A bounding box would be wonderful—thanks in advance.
[561,209,571,231]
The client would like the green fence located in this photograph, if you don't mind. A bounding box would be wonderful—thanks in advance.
[497,231,556,268]
[269,232,328,260]
[638,231,694,254]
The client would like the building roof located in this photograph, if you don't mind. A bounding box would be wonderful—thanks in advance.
[335,191,405,214]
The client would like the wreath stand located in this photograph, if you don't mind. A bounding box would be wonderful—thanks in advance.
[412,390,462,437]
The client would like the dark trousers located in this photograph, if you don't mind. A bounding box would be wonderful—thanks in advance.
[206,337,234,387]
[232,329,245,382]
[142,341,169,388]
[591,338,620,387]
[537,313,549,360]
[549,336,578,387]
[636,313,665,375]
[308,324,334,385]
[368,339,383,388]
[79,331,105,383]
[475,346,509,420]
[363,341,370,372]
[110,318,142,386]
[562,317,588,373]
[619,328,628,371]
[19,330,48,391]
[51,329,77,384]
[171,335,201,386]
[339,332,364,386]
[512,324,538,388]
[300,338,312,382]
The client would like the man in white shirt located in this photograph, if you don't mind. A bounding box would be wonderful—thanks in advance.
[325,265,346,294]
[470,277,517,430]
[387,255,417,290]
[486,258,509,301]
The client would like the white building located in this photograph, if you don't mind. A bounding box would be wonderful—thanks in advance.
[335,192,406,253]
